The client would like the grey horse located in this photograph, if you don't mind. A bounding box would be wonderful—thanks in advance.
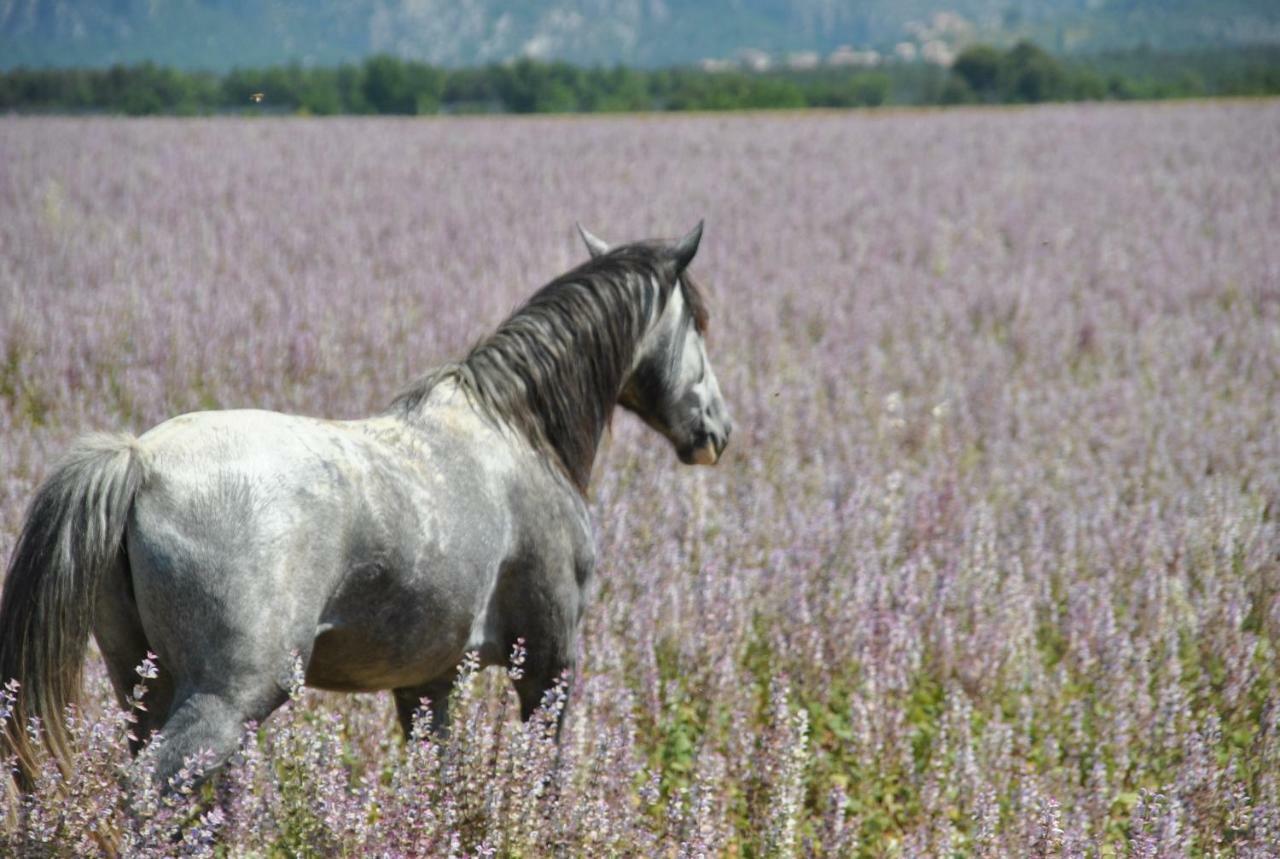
[0,223,731,790]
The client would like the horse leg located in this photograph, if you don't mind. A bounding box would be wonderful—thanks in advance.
[93,559,174,754]
[514,652,576,794]
[513,654,575,737]
[148,681,288,789]
[393,676,455,739]
[504,557,586,739]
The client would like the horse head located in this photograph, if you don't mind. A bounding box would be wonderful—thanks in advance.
[578,221,733,466]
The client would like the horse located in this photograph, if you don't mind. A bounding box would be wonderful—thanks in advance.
[0,222,732,791]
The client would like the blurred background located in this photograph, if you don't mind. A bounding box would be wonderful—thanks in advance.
[2,0,1279,114]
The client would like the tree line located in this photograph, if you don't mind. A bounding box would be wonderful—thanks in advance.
[944,41,1280,104]
[2,41,1277,116]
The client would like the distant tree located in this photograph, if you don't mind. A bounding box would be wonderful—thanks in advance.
[1070,68,1107,100]
[493,59,542,113]
[940,77,975,105]
[58,69,94,109]
[1000,41,1067,102]
[802,72,889,108]
[587,66,652,112]
[1173,70,1206,97]
[221,67,301,111]
[3,42,1279,115]
[853,74,891,107]
[439,66,496,112]
[357,55,442,114]
[742,77,806,109]
[362,55,415,114]
[336,64,368,113]
[536,63,584,112]
[299,68,343,115]
[1106,73,1136,99]
[1231,62,1280,95]
[952,45,1003,101]
[406,62,445,114]
[117,64,182,115]
[945,41,1083,105]
[491,60,589,113]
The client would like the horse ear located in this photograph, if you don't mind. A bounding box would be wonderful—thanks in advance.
[576,223,610,259]
[671,220,703,271]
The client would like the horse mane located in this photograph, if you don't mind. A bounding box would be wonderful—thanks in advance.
[392,241,710,493]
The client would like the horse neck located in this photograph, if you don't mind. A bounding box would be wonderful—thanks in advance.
[464,270,665,493]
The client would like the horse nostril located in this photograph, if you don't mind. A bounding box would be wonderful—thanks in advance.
[715,426,731,456]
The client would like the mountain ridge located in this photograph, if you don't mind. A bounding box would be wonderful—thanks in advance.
[3,1,1279,71]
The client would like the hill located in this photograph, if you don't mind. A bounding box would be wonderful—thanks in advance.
[4,0,1279,71]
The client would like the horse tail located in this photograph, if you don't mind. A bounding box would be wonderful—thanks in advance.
[0,433,146,789]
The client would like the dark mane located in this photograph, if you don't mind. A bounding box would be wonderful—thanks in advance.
[392,242,710,493]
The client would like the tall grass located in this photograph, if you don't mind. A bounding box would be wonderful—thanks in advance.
[2,102,1278,855]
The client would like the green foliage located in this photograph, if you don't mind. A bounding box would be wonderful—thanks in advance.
[948,40,1280,105]
[1002,41,1069,102]
[2,42,1278,116]
[361,55,443,114]
[952,44,1003,101]
[949,40,1082,104]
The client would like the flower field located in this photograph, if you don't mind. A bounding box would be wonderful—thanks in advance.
[1,101,1279,855]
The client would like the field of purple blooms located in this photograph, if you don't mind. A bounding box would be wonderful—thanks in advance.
[2,100,1279,856]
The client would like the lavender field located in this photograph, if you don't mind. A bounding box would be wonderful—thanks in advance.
[2,101,1279,855]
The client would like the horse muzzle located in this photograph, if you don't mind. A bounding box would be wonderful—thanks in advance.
[690,442,719,466]
[682,426,729,466]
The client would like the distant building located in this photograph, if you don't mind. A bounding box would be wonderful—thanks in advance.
[786,52,821,71]
[828,46,881,67]
[699,58,737,73]
[921,40,956,66]
[737,48,772,72]
[900,11,970,66]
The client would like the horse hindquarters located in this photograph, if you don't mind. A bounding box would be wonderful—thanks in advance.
[123,488,317,788]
